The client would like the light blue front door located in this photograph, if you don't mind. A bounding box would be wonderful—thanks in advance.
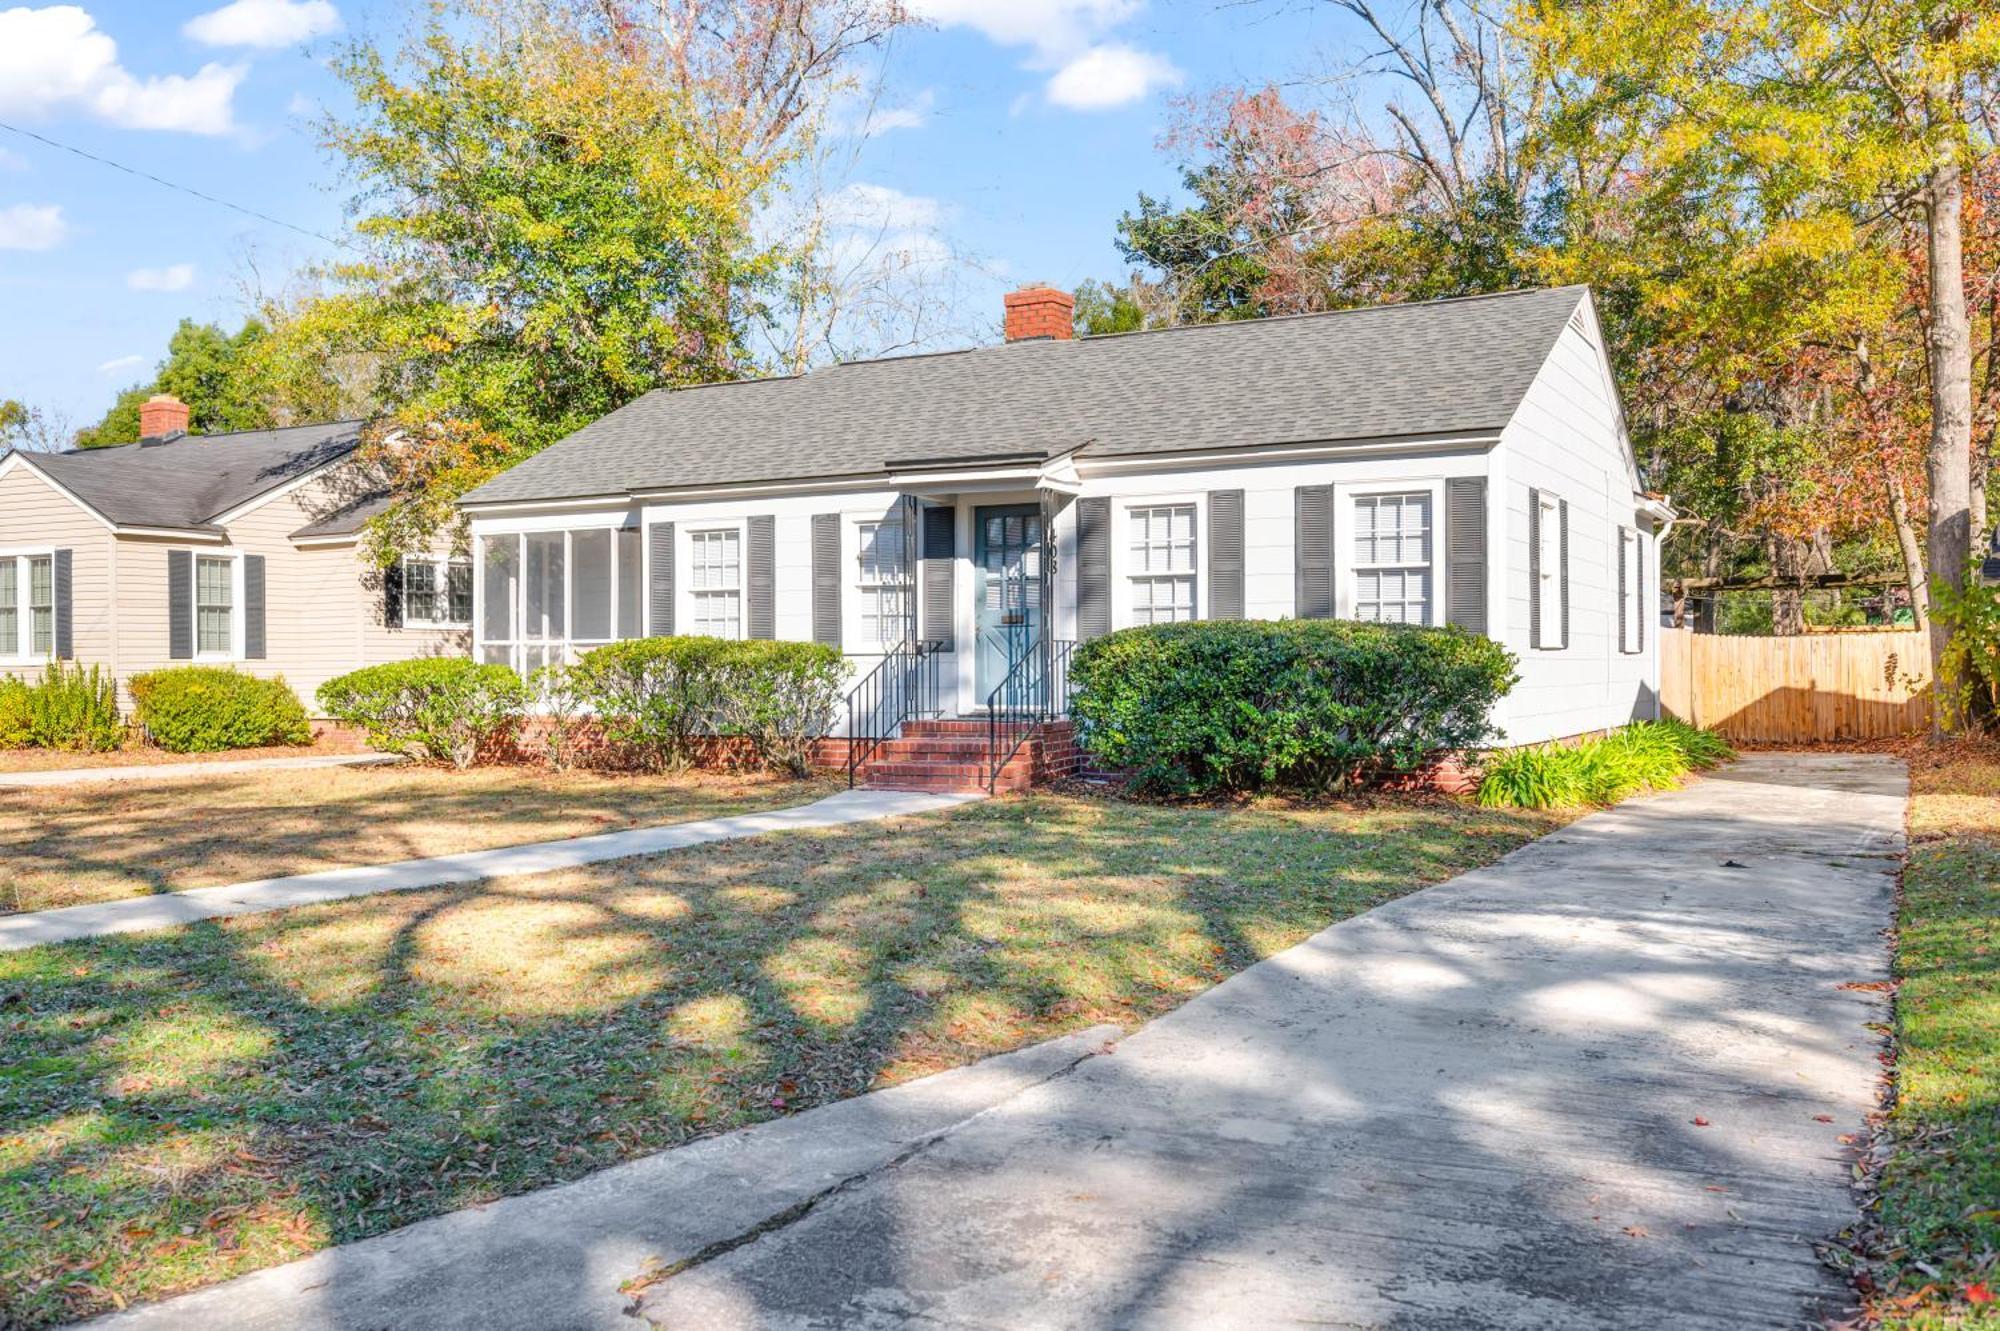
[973,504,1042,702]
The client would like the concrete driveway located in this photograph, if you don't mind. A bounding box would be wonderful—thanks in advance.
[635,753,1904,1330]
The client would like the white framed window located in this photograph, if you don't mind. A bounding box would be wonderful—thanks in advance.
[689,528,742,639]
[1535,490,1564,649]
[856,518,909,649]
[194,554,236,658]
[1619,527,1643,654]
[0,550,54,661]
[402,554,474,628]
[1129,504,1196,625]
[1352,491,1433,624]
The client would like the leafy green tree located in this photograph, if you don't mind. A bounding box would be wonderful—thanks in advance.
[75,320,286,447]
[297,7,781,556]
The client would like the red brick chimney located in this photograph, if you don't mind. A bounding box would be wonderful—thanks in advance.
[1004,286,1075,342]
[138,394,191,442]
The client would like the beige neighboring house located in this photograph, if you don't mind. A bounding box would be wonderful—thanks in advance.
[0,394,467,714]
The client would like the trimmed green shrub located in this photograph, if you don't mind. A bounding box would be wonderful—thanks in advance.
[130,667,311,753]
[1474,721,1733,810]
[1069,620,1517,795]
[0,662,124,751]
[317,658,529,769]
[568,636,846,775]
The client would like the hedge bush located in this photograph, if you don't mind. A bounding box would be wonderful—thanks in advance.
[317,658,529,769]
[0,661,124,751]
[1069,620,1517,795]
[569,636,846,775]
[1474,720,1734,810]
[129,667,312,753]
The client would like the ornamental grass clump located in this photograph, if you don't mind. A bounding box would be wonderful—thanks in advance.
[1475,720,1734,810]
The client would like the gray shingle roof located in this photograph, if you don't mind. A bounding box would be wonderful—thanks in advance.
[289,489,392,540]
[20,421,362,531]
[462,286,1590,507]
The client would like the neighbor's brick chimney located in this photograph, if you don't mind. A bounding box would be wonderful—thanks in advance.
[1004,285,1075,342]
[138,394,191,441]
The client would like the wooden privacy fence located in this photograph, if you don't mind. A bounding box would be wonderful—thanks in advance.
[1658,627,1933,742]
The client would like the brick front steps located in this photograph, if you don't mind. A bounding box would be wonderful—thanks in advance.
[856,719,1080,794]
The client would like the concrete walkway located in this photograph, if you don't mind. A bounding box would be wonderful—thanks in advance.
[0,751,399,788]
[632,753,1903,1330]
[1,787,981,952]
[78,1025,1123,1331]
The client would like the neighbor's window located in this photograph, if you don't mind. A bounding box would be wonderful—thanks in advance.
[1353,492,1432,624]
[856,519,909,648]
[1535,491,1563,649]
[689,528,742,639]
[1129,504,1196,625]
[402,555,473,628]
[195,555,234,656]
[1620,528,1643,654]
[0,553,53,659]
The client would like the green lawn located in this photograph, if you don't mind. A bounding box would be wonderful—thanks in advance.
[0,789,1566,1325]
[1867,742,2000,1328]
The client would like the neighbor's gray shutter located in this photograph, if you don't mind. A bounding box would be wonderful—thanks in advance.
[1527,489,1542,648]
[1294,484,1333,619]
[1559,498,1571,648]
[167,549,193,660]
[52,548,72,659]
[1445,478,1486,634]
[382,559,404,629]
[1208,490,1244,620]
[811,513,841,646]
[244,555,267,660]
[1617,526,1630,653]
[921,505,955,649]
[747,515,775,640]
[1075,495,1111,641]
[648,522,674,635]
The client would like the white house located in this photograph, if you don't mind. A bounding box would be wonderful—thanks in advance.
[457,284,1671,786]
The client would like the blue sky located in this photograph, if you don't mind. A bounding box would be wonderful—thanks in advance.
[0,0,1363,433]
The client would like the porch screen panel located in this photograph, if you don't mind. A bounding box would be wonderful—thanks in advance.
[480,535,517,665]
[571,529,613,643]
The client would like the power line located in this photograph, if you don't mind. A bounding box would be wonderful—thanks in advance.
[0,118,348,249]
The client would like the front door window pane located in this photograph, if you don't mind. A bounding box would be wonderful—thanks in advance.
[195,556,232,654]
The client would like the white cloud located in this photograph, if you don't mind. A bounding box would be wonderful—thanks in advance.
[127,262,196,292]
[0,6,246,136]
[904,0,1174,111]
[1045,44,1181,110]
[184,0,340,50]
[824,182,947,233]
[96,353,145,375]
[863,88,935,135]
[0,202,66,250]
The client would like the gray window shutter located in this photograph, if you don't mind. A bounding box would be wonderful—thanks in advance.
[168,549,193,660]
[747,515,776,640]
[648,522,674,636]
[1559,498,1571,649]
[1527,488,1542,648]
[1075,495,1111,641]
[244,554,267,660]
[1208,490,1244,620]
[52,548,72,660]
[1617,526,1630,653]
[382,560,404,629]
[1445,478,1486,634]
[1294,484,1333,619]
[1637,530,1647,651]
[811,513,841,646]
[921,505,955,649]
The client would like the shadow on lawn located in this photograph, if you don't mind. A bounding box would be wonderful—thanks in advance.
[0,792,1558,1326]
[0,767,830,913]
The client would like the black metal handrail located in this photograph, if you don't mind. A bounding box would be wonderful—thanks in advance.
[984,638,1076,792]
[846,639,946,786]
